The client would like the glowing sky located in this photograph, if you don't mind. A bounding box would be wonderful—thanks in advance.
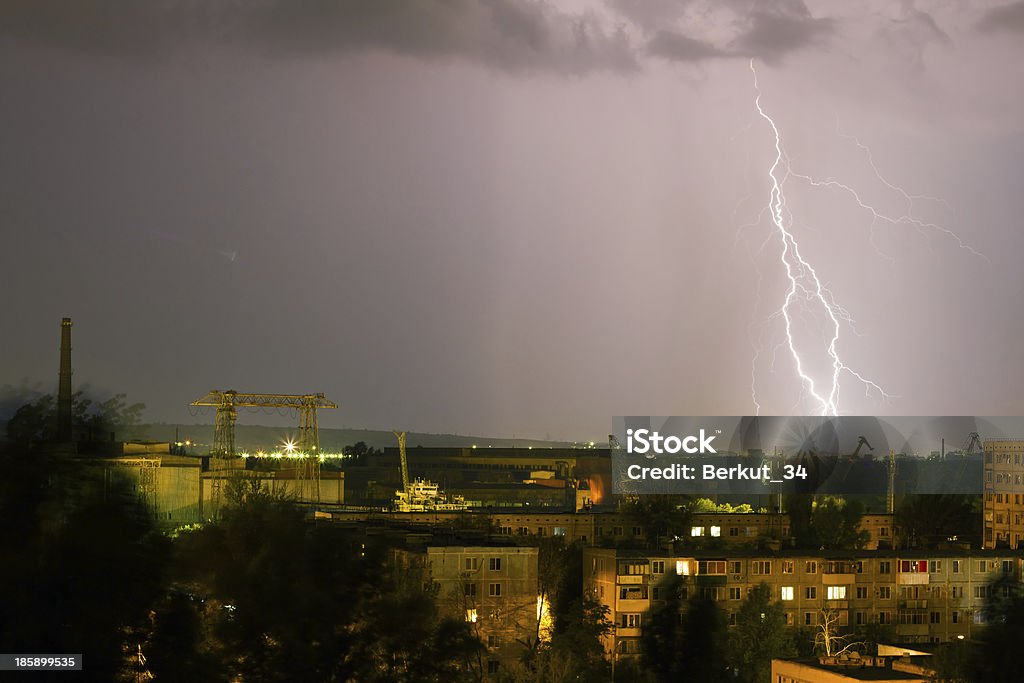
[2,1,1023,439]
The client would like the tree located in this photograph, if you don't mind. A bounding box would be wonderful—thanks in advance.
[968,574,1024,682]
[641,574,728,682]
[785,494,815,547]
[343,441,383,466]
[543,592,612,681]
[814,497,870,550]
[171,489,484,682]
[0,444,169,681]
[4,394,55,446]
[896,495,980,549]
[3,390,146,446]
[930,639,972,683]
[729,583,795,683]
[621,495,690,549]
[814,609,865,657]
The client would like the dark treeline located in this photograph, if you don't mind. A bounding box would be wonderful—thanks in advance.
[0,429,1010,682]
[0,435,617,682]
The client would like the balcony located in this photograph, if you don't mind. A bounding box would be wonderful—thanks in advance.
[897,573,929,585]
[617,598,650,610]
[898,600,928,610]
[617,575,646,585]
[821,573,857,584]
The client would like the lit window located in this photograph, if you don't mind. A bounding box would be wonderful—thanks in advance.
[710,526,721,537]
[466,609,478,623]
[781,586,794,601]
[676,560,690,576]
[691,526,704,537]
[827,586,847,600]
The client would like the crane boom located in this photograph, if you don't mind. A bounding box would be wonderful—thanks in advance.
[393,431,410,494]
[191,389,338,457]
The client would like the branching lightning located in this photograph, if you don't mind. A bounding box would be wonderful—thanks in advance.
[749,60,890,416]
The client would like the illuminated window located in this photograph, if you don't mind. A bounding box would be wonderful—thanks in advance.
[781,586,794,601]
[466,609,478,623]
[691,526,704,537]
[676,560,690,576]
[710,526,721,537]
[827,586,846,600]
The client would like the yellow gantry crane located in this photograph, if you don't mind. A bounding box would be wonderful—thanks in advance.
[191,390,338,504]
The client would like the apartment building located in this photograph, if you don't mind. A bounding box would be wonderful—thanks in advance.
[583,547,1021,659]
[983,439,1024,549]
[393,545,539,677]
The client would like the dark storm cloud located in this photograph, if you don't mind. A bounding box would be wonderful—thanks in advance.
[0,0,636,73]
[647,30,724,61]
[606,0,691,33]
[978,2,1024,33]
[730,2,834,63]
[628,0,834,65]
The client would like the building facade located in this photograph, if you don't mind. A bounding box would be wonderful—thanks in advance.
[583,547,1021,660]
[393,545,540,678]
[983,439,1024,549]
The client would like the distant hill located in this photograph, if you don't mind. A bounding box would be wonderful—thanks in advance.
[139,423,574,452]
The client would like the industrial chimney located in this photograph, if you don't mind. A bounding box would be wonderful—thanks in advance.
[57,317,73,442]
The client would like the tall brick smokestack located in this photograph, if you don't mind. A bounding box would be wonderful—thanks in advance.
[57,317,73,442]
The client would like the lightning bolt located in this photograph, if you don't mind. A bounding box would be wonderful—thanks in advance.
[749,60,890,416]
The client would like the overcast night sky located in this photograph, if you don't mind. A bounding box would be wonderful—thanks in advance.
[2,1,1023,440]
